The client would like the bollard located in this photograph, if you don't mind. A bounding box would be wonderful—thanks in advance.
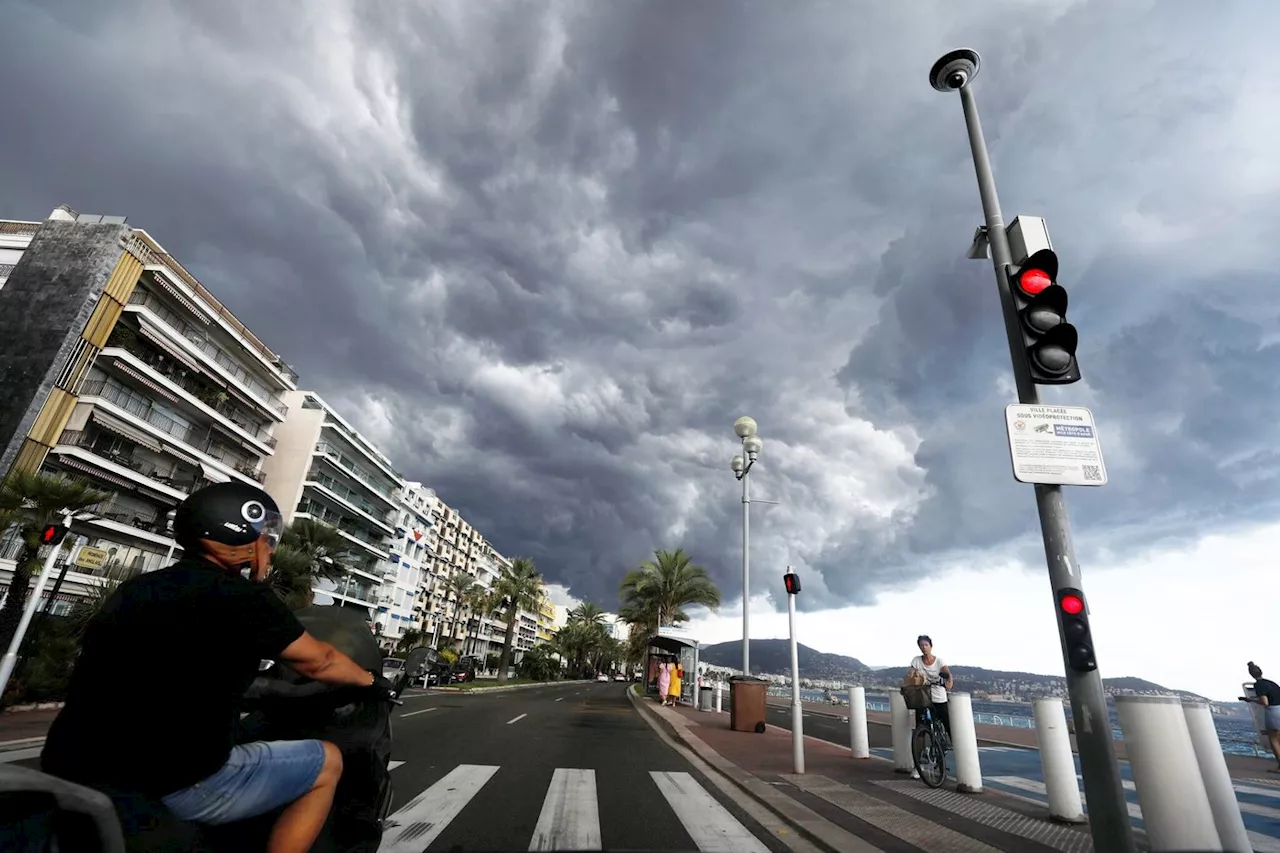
[848,686,869,759]
[1116,695,1221,851]
[1032,698,1085,823]
[1184,699,1250,852]
[715,682,723,713]
[889,690,914,773]
[948,693,982,793]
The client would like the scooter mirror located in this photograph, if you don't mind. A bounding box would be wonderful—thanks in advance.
[398,647,435,698]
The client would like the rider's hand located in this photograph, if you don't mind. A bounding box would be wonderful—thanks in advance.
[367,672,397,699]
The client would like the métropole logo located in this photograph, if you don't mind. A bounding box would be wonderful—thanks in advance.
[1053,424,1094,439]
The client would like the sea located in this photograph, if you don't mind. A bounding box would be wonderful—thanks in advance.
[773,688,1265,758]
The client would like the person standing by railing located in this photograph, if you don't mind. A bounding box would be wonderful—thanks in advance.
[1245,661,1280,772]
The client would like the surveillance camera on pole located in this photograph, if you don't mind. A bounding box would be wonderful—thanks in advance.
[783,567,804,774]
[930,49,1134,853]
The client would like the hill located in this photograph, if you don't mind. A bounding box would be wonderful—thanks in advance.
[698,639,1203,700]
[699,639,869,680]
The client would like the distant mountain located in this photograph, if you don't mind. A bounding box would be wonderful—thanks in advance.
[698,639,1203,699]
[700,639,869,679]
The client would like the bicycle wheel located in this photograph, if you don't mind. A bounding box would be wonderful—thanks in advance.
[912,725,947,788]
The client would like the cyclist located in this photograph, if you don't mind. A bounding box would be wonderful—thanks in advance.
[909,634,954,739]
[41,482,394,853]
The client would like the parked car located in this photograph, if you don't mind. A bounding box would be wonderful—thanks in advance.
[596,673,610,683]
[382,657,405,680]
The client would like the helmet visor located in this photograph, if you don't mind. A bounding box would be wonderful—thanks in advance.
[257,510,284,551]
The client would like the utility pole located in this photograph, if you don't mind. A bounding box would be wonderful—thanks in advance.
[929,49,1135,853]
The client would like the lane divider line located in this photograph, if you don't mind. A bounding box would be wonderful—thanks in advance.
[401,707,438,718]
[507,713,528,725]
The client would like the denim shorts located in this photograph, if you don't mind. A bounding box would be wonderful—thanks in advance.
[1266,706,1280,733]
[161,740,327,825]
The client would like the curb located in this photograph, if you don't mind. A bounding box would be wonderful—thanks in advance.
[629,688,881,853]
[0,736,46,753]
[431,679,594,695]
[2,702,64,714]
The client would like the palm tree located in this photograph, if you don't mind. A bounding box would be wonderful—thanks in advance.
[394,627,423,654]
[492,557,544,682]
[462,587,496,657]
[567,601,606,628]
[441,572,480,652]
[618,548,721,635]
[0,471,109,650]
[270,518,356,609]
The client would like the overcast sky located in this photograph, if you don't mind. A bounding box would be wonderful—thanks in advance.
[2,0,1276,700]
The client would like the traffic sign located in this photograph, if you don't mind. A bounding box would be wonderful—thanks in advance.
[74,546,109,571]
[1005,404,1107,487]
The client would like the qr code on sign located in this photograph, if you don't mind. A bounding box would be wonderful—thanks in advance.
[1082,465,1103,481]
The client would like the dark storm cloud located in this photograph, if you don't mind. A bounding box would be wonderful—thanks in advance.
[2,0,1278,613]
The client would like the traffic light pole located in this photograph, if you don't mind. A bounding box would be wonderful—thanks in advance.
[0,514,72,701]
[955,83,1136,853]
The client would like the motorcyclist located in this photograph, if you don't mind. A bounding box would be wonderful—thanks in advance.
[41,481,395,853]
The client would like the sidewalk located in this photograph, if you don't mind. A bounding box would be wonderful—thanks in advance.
[635,691,1101,853]
[768,696,1280,783]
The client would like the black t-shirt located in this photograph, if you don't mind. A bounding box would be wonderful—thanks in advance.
[1255,678,1280,707]
[41,559,306,797]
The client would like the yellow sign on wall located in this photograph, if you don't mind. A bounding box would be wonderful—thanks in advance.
[74,546,109,571]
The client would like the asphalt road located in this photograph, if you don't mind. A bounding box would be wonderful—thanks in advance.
[763,701,894,751]
[8,682,792,852]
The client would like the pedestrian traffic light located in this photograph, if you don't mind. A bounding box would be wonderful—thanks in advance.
[40,524,68,547]
[1056,587,1096,673]
[783,570,801,596]
[1004,249,1081,385]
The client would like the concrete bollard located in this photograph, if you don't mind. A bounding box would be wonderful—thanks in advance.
[715,682,723,713]
[1032,698,1085,823]
[1184,698,1250,852]
[1116,695,1221,852]
[848,686,869,759]
[948,693,982,793]
[889,690,914,773]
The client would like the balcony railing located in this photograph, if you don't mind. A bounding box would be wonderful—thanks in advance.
[78,380,266,482]
[56,429,213,494]
[0,264,13,278]
[296,500,389,555]
[104,326,277,448]
[306,469,395,523]
[313,442,397,503]
[127,290,289,416]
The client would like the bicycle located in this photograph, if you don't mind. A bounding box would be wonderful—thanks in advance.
[904,677,951,788]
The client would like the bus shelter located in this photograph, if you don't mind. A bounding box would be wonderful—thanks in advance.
[643,628,700,706]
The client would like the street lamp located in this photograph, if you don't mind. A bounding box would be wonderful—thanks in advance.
[730,416,763,676]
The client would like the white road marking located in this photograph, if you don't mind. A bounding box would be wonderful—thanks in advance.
[650,771,770,853]
[529,768,602,851]
[400,707,438,718]
[377,764,498,853]
[388,760,405,771]
[0,747,42,764]
[507,713,528,725]
[555,697,565,702]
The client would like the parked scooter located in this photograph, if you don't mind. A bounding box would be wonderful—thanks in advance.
[0,606,432,853]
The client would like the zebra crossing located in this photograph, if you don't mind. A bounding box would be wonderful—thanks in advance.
[376,761,773,853]
[870,745,1280,852]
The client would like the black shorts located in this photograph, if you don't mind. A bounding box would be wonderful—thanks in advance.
[915,701,950,736]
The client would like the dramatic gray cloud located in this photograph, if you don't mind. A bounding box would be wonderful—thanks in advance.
[2,0,1278,613]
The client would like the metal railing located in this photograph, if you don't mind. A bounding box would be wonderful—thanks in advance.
[127,290,289,415]
[313,443,398,504]
[56,429,210,494]
[307,469,394,523]
[105,327,277,447]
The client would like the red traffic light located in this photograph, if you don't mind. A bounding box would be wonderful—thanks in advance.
[1060,594,1085,615]
[783,572,801,595]
[1017,268,1053,296]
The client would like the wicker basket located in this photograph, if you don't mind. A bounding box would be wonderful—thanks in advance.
[901,684,933,710]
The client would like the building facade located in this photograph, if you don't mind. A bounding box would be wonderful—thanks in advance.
[379,481,437,644]
[260,390,403,617]
[0,207,297,608]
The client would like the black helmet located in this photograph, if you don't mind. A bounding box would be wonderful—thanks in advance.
[173,481,284,553]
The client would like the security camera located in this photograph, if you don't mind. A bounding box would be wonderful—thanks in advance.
[929,49,981,92]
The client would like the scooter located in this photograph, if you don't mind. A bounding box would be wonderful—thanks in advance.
[0,606,433,853]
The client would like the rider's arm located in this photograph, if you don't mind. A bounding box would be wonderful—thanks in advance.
[279,632,376,688]
[940,665,954,691]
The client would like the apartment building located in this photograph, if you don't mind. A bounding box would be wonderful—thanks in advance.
[536,595,557,643]
[0,207,297,606]
[379,481,438,644]
[261,390,403,616]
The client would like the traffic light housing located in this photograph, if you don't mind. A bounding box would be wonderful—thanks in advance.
[1056,587,1096,673]
[1004,249,1081,385]
[39,524,68,547]
[783,571,801,596]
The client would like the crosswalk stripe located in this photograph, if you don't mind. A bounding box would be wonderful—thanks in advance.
[650,771,770,853]
[529,769,602,851]
[377,763,499,853]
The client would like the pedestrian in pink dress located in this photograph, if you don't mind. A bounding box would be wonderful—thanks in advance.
[657,660,671,705]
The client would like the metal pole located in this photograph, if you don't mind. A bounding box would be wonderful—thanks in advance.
[955,80,1135,853]
[787,587,804,774]
[741,471,751,676]
[17,547,80,676]
[0,515,71,699]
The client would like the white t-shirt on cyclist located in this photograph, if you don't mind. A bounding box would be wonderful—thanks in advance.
[911,655,948,704]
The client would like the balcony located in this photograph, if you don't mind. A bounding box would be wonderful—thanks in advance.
[103,325,277,449]
[313,443,397,507]
[295,499,389,562]
[305,469,395,528]
[55,428,212,498]
[126,289,289,417]
[77,380,266,484]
